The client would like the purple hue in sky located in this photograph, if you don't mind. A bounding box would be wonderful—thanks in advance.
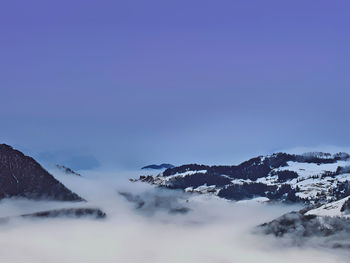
[1,0,350,169]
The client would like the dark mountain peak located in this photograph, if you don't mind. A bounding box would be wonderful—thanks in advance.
[0,144,83,201]
[0,144,14,151]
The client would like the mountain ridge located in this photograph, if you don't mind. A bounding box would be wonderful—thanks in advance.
[133,151,350,204]
[0,144,83,201]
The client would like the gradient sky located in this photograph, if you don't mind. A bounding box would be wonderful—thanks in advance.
[1,0,350,169]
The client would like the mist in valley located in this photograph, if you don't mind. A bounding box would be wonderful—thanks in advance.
[0,169,347,263]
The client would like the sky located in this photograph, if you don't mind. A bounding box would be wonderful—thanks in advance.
[1,0,350,170]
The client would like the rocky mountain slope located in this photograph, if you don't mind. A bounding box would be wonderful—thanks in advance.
[133,152,350,204]
[0,144,83,201]
[259,196,350,249]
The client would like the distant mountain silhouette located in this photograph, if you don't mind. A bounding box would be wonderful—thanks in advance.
[141,163,175,170]
[21,207,106,219]
[56,164,81,176]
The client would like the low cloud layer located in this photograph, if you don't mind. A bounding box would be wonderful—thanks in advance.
[0,170,348,263]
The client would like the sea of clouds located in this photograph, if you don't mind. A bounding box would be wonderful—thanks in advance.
[0,169,348,263]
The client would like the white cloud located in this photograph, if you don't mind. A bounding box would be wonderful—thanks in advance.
[0,170,347,263]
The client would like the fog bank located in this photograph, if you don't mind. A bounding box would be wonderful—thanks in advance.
[0,170,347,263]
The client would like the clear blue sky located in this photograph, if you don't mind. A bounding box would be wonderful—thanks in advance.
[1,0,350,169]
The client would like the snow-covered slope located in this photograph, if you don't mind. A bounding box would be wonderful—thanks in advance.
[134,152,350,204]
[259,195,350,249]
[305,196,350,217]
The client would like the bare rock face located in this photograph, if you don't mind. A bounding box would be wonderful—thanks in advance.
[0,144,83,201]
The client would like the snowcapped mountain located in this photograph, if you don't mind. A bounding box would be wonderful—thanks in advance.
[305,196,350,217]
[133,152,350,204]
[133,151,350,248]
[259,196,350,249]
